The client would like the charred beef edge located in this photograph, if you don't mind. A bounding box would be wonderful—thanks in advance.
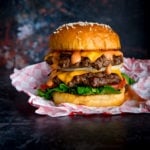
[53,72,121,88]
[46,51,123,69]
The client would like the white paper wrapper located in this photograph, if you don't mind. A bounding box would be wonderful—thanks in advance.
[10,58,150,117]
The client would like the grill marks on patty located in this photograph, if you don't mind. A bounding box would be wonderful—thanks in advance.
[46,51,123,70]
[53,72,121,87]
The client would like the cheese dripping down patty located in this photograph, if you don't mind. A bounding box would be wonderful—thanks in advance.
[45,50,123,87]
[46,65,123,87]
[45,50,123,68]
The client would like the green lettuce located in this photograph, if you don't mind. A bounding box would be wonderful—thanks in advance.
[121,73,136,85]
[37,83,121,100]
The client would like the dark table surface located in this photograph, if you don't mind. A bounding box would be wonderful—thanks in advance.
[0,68,150,150]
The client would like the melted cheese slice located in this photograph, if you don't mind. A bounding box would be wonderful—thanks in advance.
[56,67,123,84]
[111,69,123,80]
[80,51,100,63]
[57,70,89,83]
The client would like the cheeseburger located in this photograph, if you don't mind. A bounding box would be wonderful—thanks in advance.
[38,21,132,107]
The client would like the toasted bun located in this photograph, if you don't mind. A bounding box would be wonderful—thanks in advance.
[49,21,121,51]
[53,88,125,107]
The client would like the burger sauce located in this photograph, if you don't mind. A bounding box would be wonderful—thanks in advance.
[71,51,81,64]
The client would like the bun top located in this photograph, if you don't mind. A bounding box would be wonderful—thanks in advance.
[49,21,121,51]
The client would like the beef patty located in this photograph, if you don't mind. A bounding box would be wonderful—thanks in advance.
[46,51,123,70]
[53,72,121,88]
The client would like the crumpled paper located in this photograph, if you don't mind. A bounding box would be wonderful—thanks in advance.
[10,58,150,117]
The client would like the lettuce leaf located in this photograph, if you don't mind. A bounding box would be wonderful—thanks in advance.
[37,83,121,100]
[37,83,69,100]
[121,73,136,85]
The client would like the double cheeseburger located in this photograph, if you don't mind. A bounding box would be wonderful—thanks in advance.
[38,21,128,107]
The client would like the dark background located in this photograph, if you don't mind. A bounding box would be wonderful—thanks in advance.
[0,1,150,149]
[0,0,149,69]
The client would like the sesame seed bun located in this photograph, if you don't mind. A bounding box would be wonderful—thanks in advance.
[49,21,121,51]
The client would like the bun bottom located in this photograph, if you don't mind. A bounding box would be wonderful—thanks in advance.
[53,88,125,107]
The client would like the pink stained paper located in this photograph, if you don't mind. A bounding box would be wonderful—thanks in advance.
[10,58,150,117]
